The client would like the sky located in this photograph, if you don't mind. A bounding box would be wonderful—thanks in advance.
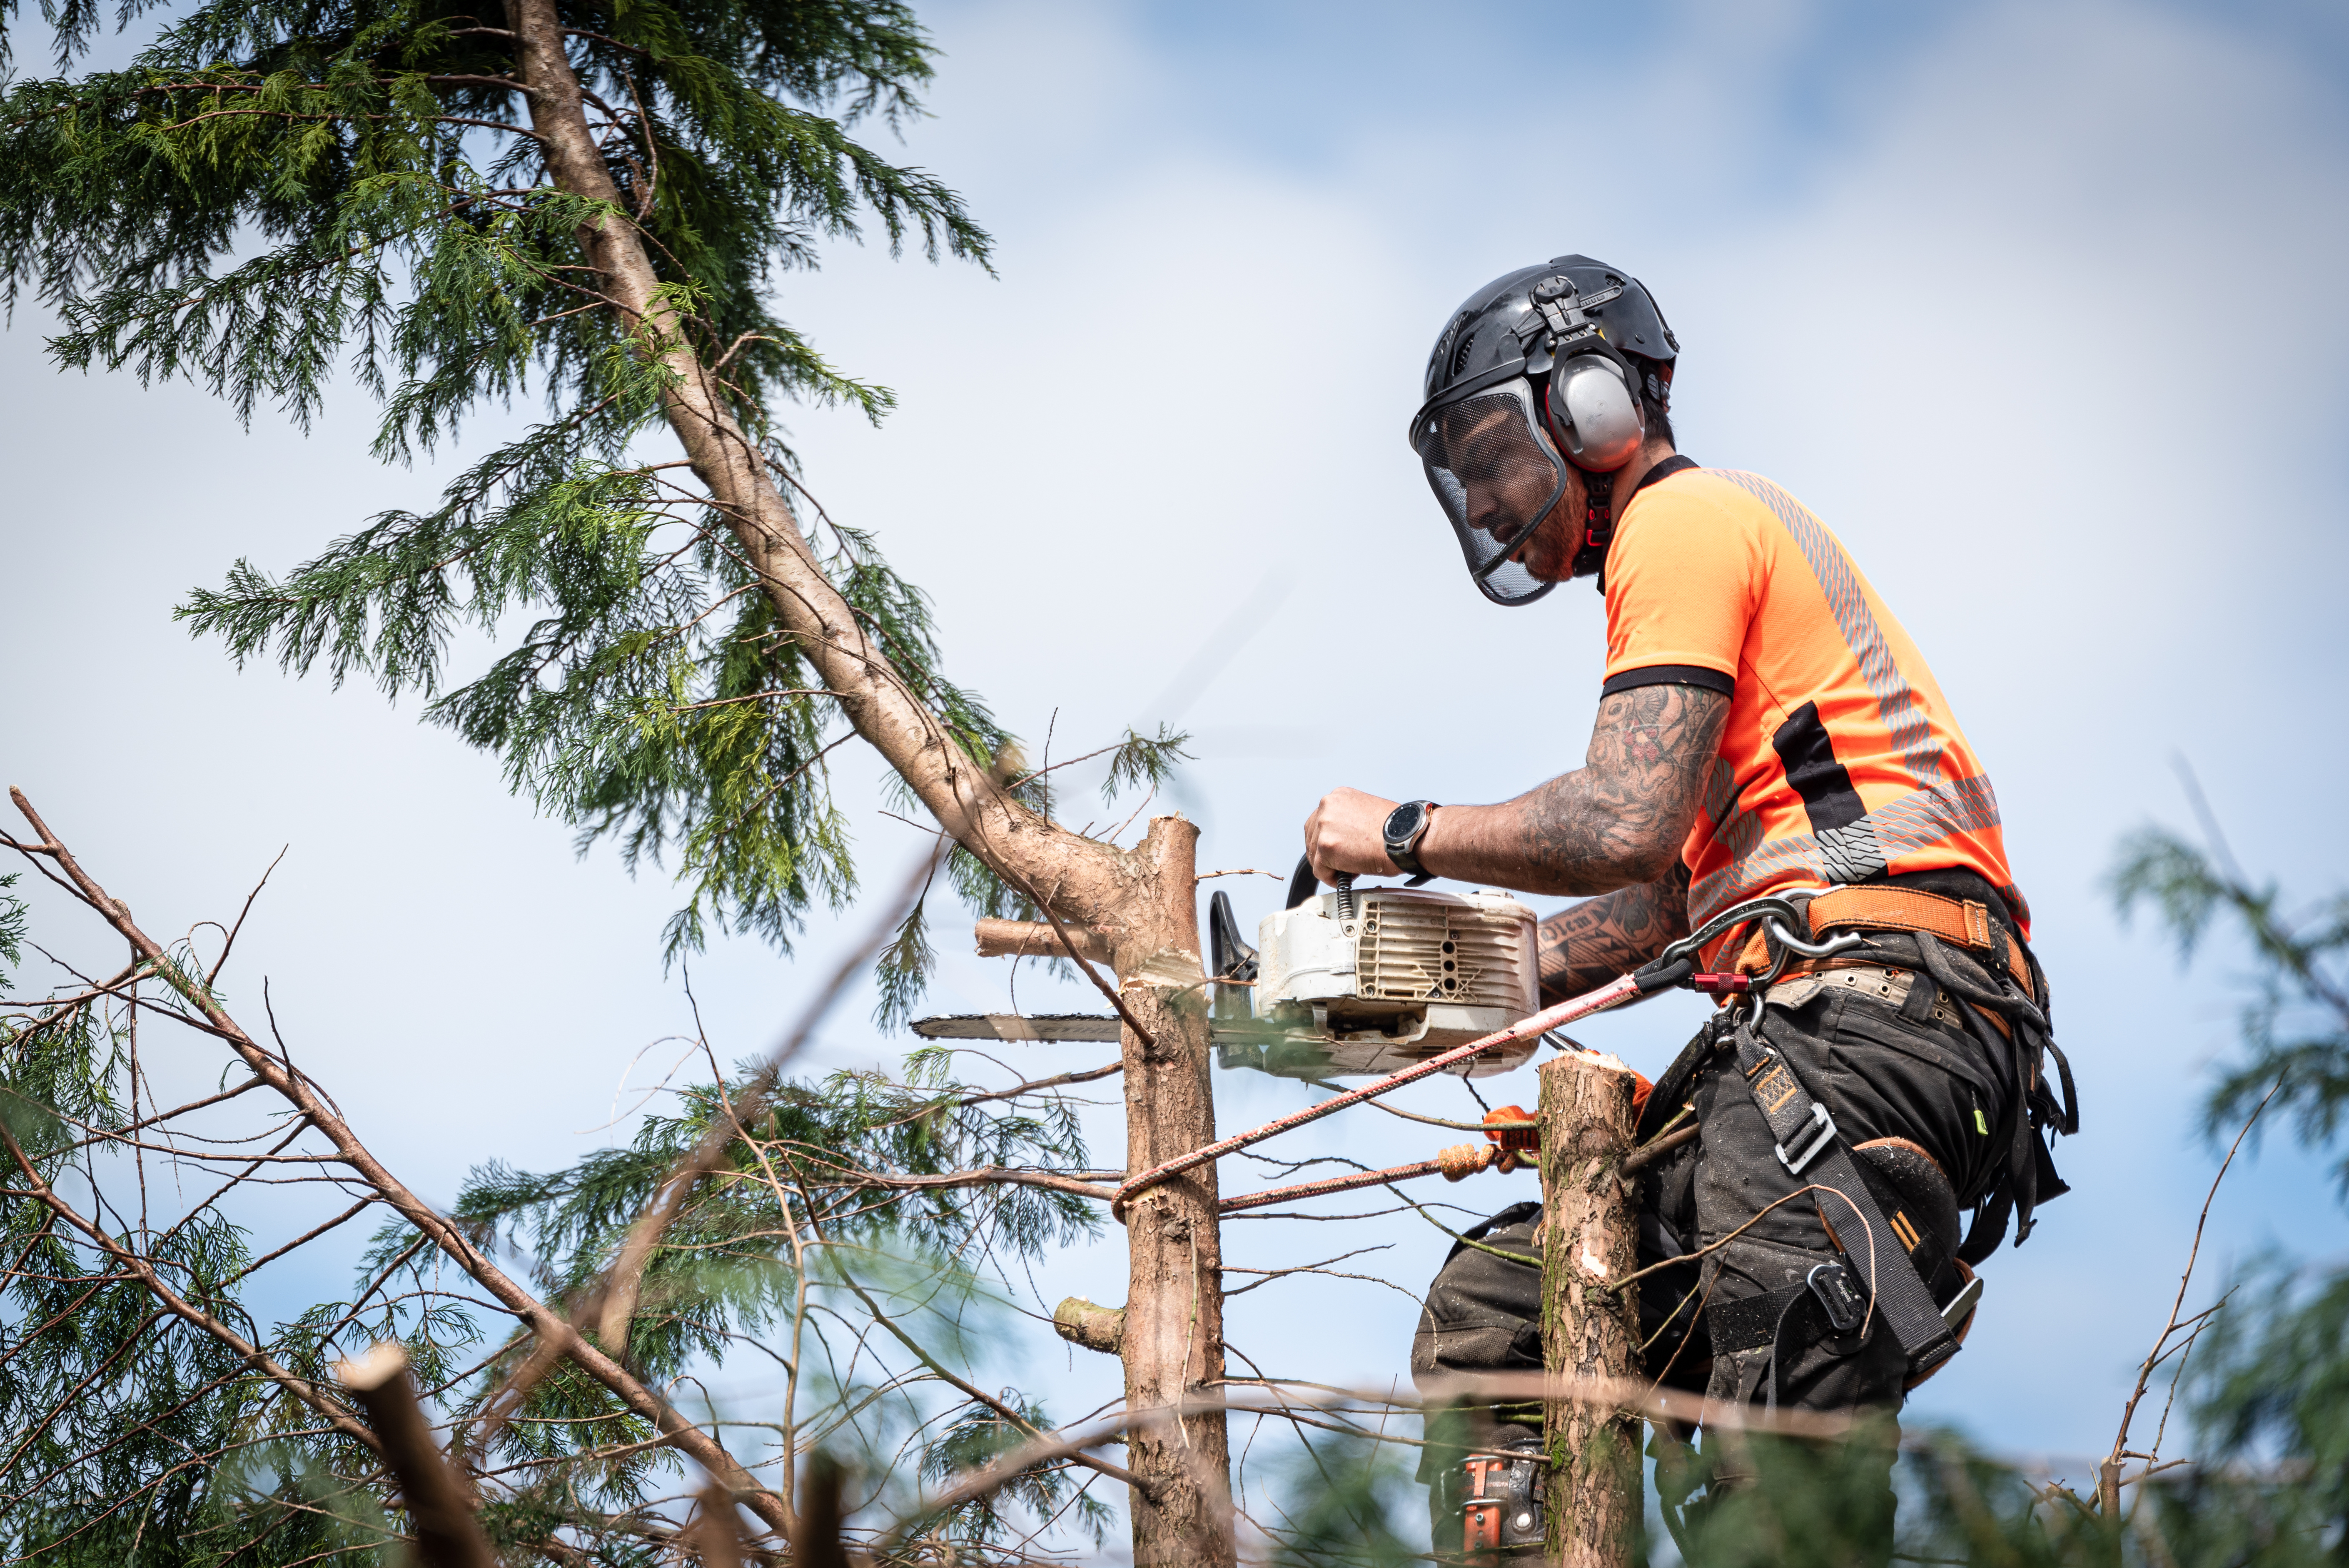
[5,0,2349,1540]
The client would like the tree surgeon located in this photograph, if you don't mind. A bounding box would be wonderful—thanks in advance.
[1301,256,2078,1561]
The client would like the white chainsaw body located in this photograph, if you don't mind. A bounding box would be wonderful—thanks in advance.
[910,884,1547,1080]
[1242,885,1541,1077]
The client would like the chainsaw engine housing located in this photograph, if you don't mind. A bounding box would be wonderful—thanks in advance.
[1222,886,1541,1078]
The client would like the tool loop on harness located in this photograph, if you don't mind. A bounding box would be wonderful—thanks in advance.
[1654,895,1808,971]
[1637,894,1810,997]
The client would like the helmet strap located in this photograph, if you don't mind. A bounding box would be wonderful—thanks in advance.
[1572,465,1616,586]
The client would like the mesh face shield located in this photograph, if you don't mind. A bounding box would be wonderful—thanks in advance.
[1411,379,1568,607]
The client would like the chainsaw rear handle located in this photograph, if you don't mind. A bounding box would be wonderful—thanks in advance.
[1284,853,1358,919]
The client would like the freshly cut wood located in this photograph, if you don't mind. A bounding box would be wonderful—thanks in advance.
[1538,1050,1643,1568]
[1111,816,1231,1565]
[336,1342,497,1568]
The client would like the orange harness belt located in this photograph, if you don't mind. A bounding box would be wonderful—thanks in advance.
[1731,885,2033,1002]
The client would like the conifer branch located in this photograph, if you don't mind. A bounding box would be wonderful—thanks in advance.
[0,1123,383,1456]
[3,788,795,1536]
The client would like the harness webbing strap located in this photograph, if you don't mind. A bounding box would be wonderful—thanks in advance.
[1730,1013,1960,1375]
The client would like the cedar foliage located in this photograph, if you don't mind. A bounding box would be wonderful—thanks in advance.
[2110,823,2349,1564]
[0,1,1184,1558]
[0,852,1118,1562]
[0,0,1178,999]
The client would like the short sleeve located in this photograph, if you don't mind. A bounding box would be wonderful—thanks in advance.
[1602,483,1759,692]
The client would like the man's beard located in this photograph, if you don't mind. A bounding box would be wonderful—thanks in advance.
[1507,501,1578,582]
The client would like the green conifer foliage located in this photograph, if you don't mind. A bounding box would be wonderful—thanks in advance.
[0,848,1115,1563]
[0,5,1212,1558]
[2110,824,2349,1563]
[0,0,1187,999]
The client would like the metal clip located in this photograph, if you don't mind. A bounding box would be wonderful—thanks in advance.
[1775,1102,1837,1174]
[1807,1260,1866,1334]
[1765,918,1866,961]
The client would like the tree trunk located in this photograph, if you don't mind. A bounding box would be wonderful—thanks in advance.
[502,0,1129,926]
[1111,816,1233,1568]
[502,12,1235,1558]
[1539,1052,1643,1568]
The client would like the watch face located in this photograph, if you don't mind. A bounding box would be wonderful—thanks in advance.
[1384,802,1424,842]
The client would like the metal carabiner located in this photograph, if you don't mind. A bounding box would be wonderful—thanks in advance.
[1764,918,1865,962]
[1735,917,1866,1026]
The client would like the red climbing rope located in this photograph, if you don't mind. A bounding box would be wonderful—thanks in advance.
[1112,971,1643,1219]
[1218,1134,1531,1214]
[1219,1157,1447,1214]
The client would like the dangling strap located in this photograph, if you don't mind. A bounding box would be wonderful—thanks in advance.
[1731,1010,1962,1376]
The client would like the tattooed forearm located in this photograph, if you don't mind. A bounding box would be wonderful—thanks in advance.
[1535,865,1692,1004]
[1417,683,1728,897]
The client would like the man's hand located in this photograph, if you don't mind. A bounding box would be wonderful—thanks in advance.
[1303,787,1402,883]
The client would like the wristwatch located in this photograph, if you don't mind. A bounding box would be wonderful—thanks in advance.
[1382,800,1440,885]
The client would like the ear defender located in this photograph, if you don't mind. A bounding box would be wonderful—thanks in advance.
[1544,344,1646,471]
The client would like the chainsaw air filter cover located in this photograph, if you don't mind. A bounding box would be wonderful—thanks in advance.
[1230,885,1541,1079]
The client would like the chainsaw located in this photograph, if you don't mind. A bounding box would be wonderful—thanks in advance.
[912,855,1544,1080]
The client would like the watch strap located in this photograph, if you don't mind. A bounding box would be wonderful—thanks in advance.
[1386,800,1439,882]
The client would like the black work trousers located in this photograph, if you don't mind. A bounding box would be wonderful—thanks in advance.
[1410,971,2018,1552]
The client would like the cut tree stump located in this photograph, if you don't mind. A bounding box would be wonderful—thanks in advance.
[1539,1050,1644,1568]
[1052,1296,1126,1355]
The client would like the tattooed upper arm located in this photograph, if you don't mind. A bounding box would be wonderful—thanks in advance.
[1416,682,1727,896]
[1544,683,1727,883]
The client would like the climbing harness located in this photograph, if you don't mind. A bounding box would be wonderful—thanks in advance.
[1121,885,2078,1385]
[1644,882,2076,1381]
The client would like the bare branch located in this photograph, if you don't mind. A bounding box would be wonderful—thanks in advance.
[2103,1069,2286,1513]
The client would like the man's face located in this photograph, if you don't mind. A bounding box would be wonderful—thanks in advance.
[1449,403,1580,583]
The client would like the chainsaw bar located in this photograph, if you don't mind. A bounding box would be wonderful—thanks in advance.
[910,1014,1121,1043]
[908,1014,1540,1079]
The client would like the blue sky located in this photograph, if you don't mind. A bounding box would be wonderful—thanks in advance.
[5,0,2349,1540]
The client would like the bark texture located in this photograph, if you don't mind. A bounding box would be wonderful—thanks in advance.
[975,918,1116,963]
[1052,1297,1127,1356]
[1112,817,1232,1568]
[1539,1052,1643,1568]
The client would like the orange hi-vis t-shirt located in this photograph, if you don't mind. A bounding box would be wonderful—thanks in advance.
[1602,466,2028,944]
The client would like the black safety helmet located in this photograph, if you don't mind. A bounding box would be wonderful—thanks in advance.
[1409,255,1678,605]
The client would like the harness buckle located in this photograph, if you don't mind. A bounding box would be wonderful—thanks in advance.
[1807,1260,1867,1334]
[1775,1102,1837,1175]
[1940,1274,1985,1331]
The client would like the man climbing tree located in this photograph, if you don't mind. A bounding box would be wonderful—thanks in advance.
[1300,255,2081,1561]
[0,3,1229,1562]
